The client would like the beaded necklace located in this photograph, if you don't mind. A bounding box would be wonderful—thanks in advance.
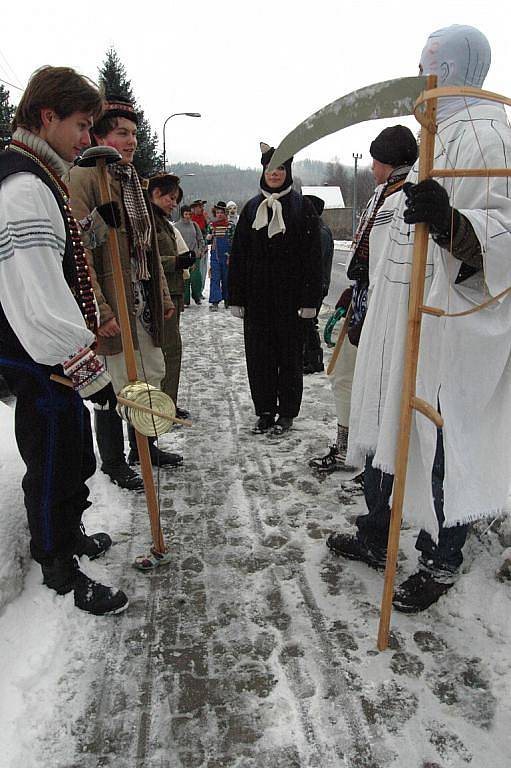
[8,141,98,334]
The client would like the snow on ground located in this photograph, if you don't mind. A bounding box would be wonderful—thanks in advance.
[1,303,511,768]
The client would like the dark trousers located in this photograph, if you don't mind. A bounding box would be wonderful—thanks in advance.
[0,357,95,565]
[356,429,469,572]
[303,316,323,369]
[244,314,305,418]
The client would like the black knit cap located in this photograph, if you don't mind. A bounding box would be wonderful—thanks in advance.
[369,125,418,166]
[260,142,293,193]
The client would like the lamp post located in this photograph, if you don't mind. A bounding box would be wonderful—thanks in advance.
[162,112,201,170]
[352,152,362,238]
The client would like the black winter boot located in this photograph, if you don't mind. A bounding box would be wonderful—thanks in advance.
[392,569,454,613]
[127,427,183,468]
[326,532,387,570]
[41,557,129,616]
[73,524,112,560]
[252,413,275,434]
[271,416,293,435]
[94,409,144,491]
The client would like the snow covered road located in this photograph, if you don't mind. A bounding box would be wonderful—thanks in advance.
[1,302,511,767]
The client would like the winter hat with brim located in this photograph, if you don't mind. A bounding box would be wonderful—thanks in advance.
[304,194,325,216]
[369,125,418,167]
[214,201,227,210]
[260,142,293,193]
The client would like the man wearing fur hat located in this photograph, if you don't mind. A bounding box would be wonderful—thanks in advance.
[66,97,179,490]
[228,143,323,435]
[330,25,511,613]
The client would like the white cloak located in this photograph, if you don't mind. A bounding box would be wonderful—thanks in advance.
[347,102,511,536]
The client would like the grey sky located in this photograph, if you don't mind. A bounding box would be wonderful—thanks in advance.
[2,0,508,170]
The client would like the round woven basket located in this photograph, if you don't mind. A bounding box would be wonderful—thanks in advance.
[116,380,176,436]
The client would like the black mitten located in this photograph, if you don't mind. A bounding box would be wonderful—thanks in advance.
[96,201,121,229]
[403,179,460,241]
[84,382,117,407]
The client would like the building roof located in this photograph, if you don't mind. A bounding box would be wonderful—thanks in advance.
[301,185,345,209]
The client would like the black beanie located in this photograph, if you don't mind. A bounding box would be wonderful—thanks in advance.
[369,125,418,167]
[260,143,293,193]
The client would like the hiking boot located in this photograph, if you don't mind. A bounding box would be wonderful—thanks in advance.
[73,571,129,615]
[271,416,293,435]
[128,445,184,468]
[303,361,324,374]
[194,298,202,305]
[392,569,454,613]
[42,557,129,616]
[252,413,275,434]
[309,444,346,474]
[106,462,144,491]
[209,303,219,312]
[326,532,387,570]
[74,524,112,560]
[175,406,190,420]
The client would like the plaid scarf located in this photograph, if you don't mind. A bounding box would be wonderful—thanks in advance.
[109,163,152,280]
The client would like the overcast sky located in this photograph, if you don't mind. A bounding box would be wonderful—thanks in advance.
[1,0,508,171]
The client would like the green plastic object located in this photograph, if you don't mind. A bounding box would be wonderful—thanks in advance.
[324,307,347,347]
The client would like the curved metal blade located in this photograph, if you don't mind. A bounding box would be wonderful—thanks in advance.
[268,76,427,171]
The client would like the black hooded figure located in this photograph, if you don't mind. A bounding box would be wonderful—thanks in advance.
[228,143,323,434]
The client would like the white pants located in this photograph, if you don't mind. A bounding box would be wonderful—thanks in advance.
[328,335,357,428]
[95,319,165,409]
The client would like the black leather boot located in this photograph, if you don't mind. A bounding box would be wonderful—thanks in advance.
[94,409,144,490]
[127,426,184,467]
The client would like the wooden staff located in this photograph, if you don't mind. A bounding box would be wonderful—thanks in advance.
[377,75,441,650]
[77,146,166,554]
[326,304,353,376]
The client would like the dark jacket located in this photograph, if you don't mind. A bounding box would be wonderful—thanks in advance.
[228,190,323,322]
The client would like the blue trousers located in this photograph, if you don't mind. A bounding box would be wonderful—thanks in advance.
[356,429,469,573]
[209,251,229,304]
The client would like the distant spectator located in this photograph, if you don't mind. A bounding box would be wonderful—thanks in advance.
[302,194,334,374]
[207,201,235,311]
[175,204,205,306]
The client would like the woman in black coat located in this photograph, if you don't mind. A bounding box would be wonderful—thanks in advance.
[228,143,323,434]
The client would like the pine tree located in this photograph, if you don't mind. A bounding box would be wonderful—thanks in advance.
[98,48,162,177]
[0,84,15,151]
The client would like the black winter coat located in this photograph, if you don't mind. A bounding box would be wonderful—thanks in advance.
[228,191,323,323]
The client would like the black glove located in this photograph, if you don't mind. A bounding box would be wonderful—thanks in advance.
[96,201,121,229]
[176,250,196,269]
[403,179,460,240]
[85,382,117,407]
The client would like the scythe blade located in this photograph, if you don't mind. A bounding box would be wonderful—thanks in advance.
[267,76,427,170]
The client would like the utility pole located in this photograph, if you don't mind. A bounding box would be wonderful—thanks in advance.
[352,152,362,238]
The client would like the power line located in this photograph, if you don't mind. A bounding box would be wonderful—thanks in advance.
[0,48,22,89]
[0,77,23,92]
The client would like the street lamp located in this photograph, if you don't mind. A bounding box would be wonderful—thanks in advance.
[352,152,362,238]
[162,112,201,170]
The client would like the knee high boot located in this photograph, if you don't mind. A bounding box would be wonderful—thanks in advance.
[94,409,144,490]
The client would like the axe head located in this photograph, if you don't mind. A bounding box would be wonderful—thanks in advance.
[77,146,122,167]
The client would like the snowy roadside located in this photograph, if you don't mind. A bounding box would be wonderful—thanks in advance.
[0,305,510,767]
